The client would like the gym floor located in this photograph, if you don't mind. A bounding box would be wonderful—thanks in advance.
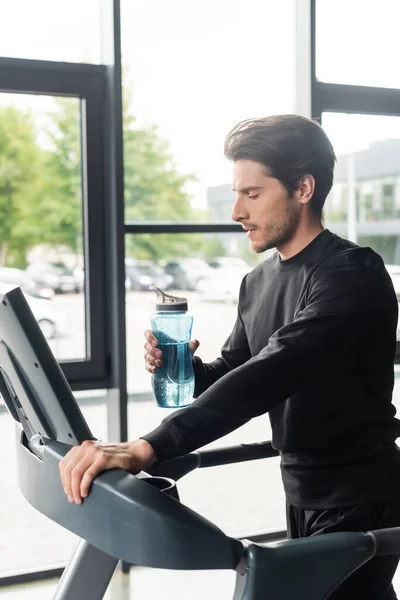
[1,568,236,599]
[2,565,400,599]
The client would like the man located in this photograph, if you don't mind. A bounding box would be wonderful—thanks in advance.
[60,115,400,599]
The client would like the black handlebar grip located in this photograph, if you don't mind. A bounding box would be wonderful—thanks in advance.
[370,527,400,557]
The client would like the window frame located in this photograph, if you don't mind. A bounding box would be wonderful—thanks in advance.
[0,57,109,388]
[311,0,400,361]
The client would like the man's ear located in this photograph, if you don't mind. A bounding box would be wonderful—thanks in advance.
[297,174,315,205]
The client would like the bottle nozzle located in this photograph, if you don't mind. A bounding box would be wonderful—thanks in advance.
[150,286,170,303]
[150,287,188,311]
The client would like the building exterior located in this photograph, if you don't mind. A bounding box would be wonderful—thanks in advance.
[207,139,400,264]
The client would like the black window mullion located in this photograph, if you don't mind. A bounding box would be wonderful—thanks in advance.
[124,223,242,234]
[313,81,400,119]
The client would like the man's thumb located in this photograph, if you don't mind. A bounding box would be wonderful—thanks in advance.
[189,339,200,355]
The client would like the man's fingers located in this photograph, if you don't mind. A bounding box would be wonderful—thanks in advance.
[144,349,162,361]
[144,329,153,341]
[144,330,158,347]
[144,330,162,374]
[144,350,163,366]
[70,454,99,504]
[189,339,200,355]
[80,459,108,500]
[60,440,98,502]
[144,341,155,353]
[59,446,80,493]
[59,440,157,506]
[144,343,163,359]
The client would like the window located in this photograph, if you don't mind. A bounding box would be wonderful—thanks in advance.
[316,0,400,89]
[0,59,109,386]
[322,113,400,344]
[121,0,296,539]
[125,231,283,535]
[0,93,86,361]
[121,0,295,224]
[0,0,102,64]
[323,113,400,262]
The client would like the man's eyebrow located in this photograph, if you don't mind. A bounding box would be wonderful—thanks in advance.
[232,186,264,193]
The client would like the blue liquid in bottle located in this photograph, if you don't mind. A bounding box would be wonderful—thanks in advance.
[152,341,194,408]
[150,288,194,408]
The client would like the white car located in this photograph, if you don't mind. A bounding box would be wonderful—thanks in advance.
[0,266,54,299]
[208,256,252,276]
[0,283,65,339]
[197,267,245,303]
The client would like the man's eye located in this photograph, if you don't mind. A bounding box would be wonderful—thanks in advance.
[248,194,259,200]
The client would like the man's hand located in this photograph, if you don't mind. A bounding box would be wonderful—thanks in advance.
[59,438,156,504]
[144,329,199,373]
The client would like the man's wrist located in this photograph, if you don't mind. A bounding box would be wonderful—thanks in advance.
[129,438,157,469]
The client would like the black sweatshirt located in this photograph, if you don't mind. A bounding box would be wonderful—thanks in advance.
[143,230,400,508]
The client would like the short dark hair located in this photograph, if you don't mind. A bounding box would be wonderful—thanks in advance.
[224,115,336,217]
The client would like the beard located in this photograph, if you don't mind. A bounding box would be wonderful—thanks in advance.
[251,199,301,254]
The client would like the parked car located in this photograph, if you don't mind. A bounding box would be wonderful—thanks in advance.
[0,282,65,339]
[125,259,173,291]
[195,257,251,301]
[208,256,252,274]
[164,258,213,290]
[0,266,54,299]
[197,267,244,303]
[26,262,81,294]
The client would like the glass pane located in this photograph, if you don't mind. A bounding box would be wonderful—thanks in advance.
[316,0,400,89]
[129,399,285,536]
[126,232,284,535]
[125,231,267,392]
[0,93,86,361]
[121,0,295,223]
[0,0,102,64]
[322,112,400,338]
[0,396,107,575]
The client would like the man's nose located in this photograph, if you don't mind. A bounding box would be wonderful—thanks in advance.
[232,196,246,223]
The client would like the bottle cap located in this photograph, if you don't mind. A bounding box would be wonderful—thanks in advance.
[150,287,188,311]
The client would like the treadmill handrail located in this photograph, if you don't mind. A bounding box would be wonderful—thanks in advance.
[370,527,400,557]
[149,440,278,481]
[16,426,243,571]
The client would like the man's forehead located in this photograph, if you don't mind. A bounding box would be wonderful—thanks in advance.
[232,159,271,191]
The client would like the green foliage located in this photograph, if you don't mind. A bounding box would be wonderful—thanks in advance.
[0,84,241,268]
[35,98,82,252]
[126,233,205,263]
[123,85,201,261]
[198,237,227,262]
[0,105,40,266]
[0,98,82,267]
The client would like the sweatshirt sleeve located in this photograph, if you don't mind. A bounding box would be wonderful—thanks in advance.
[142,249,397,462]
[192,297,252,397]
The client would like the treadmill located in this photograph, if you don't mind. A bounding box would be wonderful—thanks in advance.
[1,287,400,600]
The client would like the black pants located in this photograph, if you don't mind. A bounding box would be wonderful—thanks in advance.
[287,502,400,600]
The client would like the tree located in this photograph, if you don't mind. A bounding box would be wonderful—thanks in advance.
[0,99,82,268]
[123,85,203,262]
[0,84,203,268]
[29,88,203,265]
[32,98,82,254]
[0,105,41,266]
